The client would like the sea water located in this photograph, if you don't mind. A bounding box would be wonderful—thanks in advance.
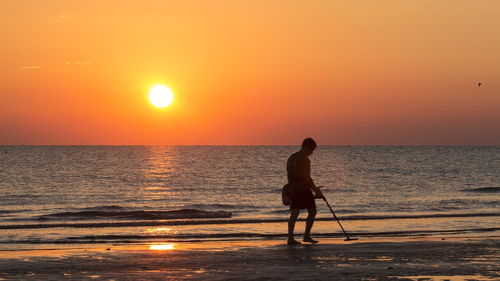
[0,146,499,248]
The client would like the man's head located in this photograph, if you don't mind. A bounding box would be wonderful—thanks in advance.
[301,137,317,155]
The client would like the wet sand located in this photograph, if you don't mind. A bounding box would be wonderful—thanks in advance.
[0,237,499,280]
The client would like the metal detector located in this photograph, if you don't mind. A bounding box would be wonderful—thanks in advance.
[322,196,358,241]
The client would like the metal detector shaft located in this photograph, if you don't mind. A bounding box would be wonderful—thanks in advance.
[323,197,356,241]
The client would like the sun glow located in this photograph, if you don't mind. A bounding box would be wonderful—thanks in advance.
[149,85,174,108]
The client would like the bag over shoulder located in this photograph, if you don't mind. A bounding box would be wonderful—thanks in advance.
[282,183,291,206]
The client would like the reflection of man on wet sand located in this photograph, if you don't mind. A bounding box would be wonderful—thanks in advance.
[286,138,324,245]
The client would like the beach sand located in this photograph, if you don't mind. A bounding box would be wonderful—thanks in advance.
[1,237,499,280]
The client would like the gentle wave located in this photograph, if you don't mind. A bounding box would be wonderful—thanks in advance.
[189,203,263,210]
[37,209,232,221]
[0,210,27,214]
[461,187,500,193]
[270,208,359,215]
[78,205,126,211]
[343,212,500,220]
[1,212,498,229]
[1,227,498,244]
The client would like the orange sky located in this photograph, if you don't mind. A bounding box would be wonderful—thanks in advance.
[1,0,499,145]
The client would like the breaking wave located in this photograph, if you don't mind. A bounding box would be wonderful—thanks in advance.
[1,212,498,230]
[461,187,500,193]
[37,208,232,221]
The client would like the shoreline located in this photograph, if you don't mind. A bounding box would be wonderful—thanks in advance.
[1,236,498,280]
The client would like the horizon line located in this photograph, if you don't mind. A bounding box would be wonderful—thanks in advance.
[1,144,499,147]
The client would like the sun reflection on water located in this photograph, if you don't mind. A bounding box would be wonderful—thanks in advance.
[143,146,180,201]
[147,227,173,234]
[149,243,176,250]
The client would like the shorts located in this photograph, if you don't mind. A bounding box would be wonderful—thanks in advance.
[290,186,316,210]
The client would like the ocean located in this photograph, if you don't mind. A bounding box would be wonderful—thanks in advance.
[0,146,499,249]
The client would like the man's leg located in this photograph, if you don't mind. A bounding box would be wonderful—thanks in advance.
[304,207,318,243]
[288,208,301,244]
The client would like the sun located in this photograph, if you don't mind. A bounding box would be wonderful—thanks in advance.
[149,84,174,108]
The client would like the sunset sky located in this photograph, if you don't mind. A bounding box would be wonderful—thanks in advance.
[1,0,499,145]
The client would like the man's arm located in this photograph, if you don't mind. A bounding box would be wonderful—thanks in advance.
[302,157,324,198]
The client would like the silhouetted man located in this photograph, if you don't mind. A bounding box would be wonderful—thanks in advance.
[286,138,324,245]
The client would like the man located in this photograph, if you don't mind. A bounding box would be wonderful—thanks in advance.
[286,137,324,245]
